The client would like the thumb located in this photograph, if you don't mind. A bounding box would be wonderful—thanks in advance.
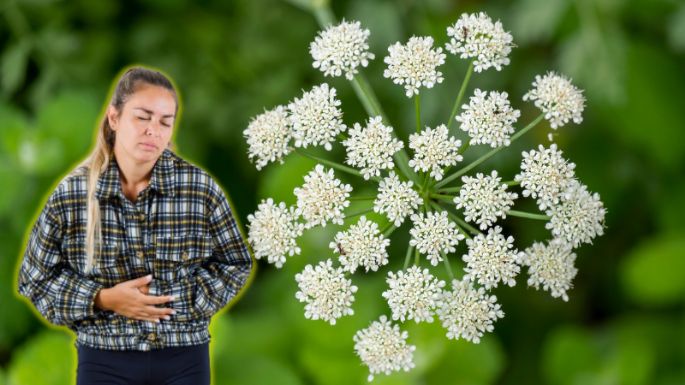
[129,274,153,287]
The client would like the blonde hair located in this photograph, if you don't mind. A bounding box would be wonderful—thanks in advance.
[71,65,178,273]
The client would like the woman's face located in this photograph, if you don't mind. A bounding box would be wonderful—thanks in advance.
[108,84,176,164]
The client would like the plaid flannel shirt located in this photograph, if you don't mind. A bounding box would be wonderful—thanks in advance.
[17,148,254,351]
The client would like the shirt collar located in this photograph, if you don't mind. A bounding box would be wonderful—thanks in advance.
[95,148,176,201]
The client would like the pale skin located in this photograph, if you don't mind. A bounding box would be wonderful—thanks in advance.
[93,83,178,323]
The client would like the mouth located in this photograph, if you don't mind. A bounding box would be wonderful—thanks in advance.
[140,143,157,150]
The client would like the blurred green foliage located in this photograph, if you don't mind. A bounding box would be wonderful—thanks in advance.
[1,0,683,384]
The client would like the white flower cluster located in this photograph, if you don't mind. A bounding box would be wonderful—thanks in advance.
[373,171,423,226]
[295,259,357,325]
[436,278,505,343]
[445,12,514,72]
[408,124,463,181]
[289,83,346,151]
[545,180,606,248]
[353,315,416,382]
[409,210,464,266]
[521,239,578,301]
[456,89,520,148]
[523,71,585,129]
[462,226,523,289]
[246,198,304,268]
[294,164,352,228]
[330,216,390,274]
[383,36,446,97]
[382,266,446,323]
[310,19,375,80]
[515,144,576,210]
[243,106,292,170]
[453,170,517,230]
[243,12,607,382]
[343,116,404,180]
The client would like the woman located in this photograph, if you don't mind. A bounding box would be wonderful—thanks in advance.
[17,66,254,384]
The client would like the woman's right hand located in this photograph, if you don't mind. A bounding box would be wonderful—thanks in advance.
[94,274,176,323]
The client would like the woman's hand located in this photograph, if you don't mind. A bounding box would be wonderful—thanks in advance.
[94,274,176,323]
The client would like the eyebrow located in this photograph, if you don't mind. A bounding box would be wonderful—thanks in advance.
[133,107,175,119]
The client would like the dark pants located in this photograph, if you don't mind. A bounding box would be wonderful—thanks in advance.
[76,342,210,385]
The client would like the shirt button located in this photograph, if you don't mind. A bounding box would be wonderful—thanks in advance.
[147,332,157,341]
[181,251,189,261]
[136,251,144,258]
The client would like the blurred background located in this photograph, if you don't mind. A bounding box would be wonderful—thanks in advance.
[1,0,684,384]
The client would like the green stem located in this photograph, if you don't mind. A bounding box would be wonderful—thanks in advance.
[382,224,398,237]
[414,246,420,266]
[312,3,335,27]
[441,251,455,280]
[431,201,480,237]
[438,186,462,193]
[507,210,550,220]
[403,245,415,270]
[295,148,379,182]
[436,113,545,189]
[415,94,421,133]
[431,193,455,201]
[350,196,376,201]
[345,207,374,219]
[505,180,520,186]
[447,61,474,132]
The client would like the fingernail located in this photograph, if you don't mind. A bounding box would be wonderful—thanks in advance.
[169,295,176,301]
[171,309,176,315]
[164,315,170,320]
[155,319,160,323]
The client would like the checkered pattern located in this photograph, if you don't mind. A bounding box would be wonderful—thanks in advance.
[17,148,254,351]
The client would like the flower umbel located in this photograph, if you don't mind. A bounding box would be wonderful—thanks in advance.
[246,198,304,268]
[545,180,606,247]
[330,216,391,274]
[453,170,518,230]
[456,89,520,148]
[523,71,585,129]
[515,144,576,211]
[288,83,346,151]
[383,36,446,97]
[383,266,446,323]
[462,226,523,289]
[243,105,292,170]
[373,171,423,226]
[436,278,505,343]
[521,238,578,301]
[445,12,514,72]
[295,259,357,325]
[408,124,463,181]
[343,116,404,180]
[310,19,375,80]
[353,315,416,382]
[409,210,464,266]
[294,164,352,228]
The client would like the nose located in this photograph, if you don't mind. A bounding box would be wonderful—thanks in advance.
[145,120,162,136]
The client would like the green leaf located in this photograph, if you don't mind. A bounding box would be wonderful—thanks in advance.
[620,235,685,306]
[35,90,99,157]
[558,25,627,104]
[600,41,685,168]
[542,326,600,385]
[511,0,569,44]
[668,4,685,51]
[6,330,75,385]
[258,152,315,205]
[1,40,32,97]
[425,333,505,385]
